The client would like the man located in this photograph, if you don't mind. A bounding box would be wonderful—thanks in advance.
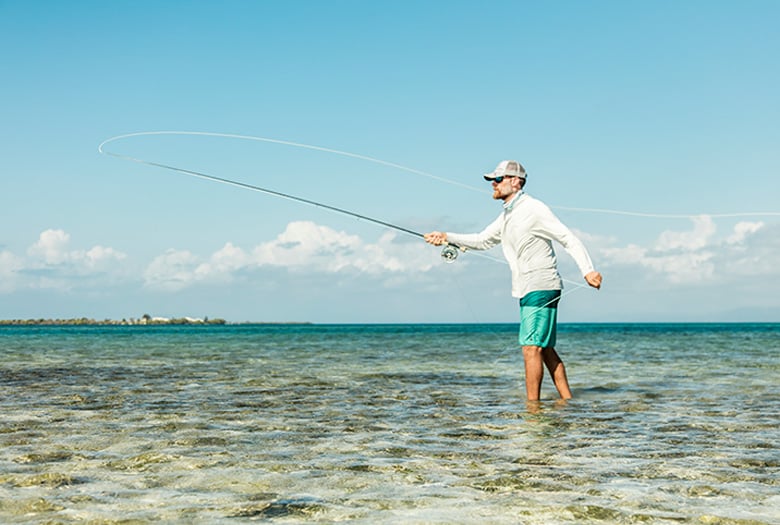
[424,160,602,401]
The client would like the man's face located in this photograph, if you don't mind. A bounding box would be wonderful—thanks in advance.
[491,176,520,200]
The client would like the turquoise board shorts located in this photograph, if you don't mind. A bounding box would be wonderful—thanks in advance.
[518,289,562,348]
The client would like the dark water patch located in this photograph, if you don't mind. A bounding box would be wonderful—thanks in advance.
[342,462,382,472]
[0,419,47,434]
[360,371,497,386]
[439,427,504,440]
[12,472,83,487]
[105,452,179,472]
[565,504,624,521]
[471,472,569,493]
[228,497,326,519]
[0,497,65,515]
[171,436,231,447]
[729,457,780,469]
[13,450,74,464]
[379,446,416,458]
[627,512,689,523]
[511,455,554,466]
[685,484,726,497]
[0,365,155,388]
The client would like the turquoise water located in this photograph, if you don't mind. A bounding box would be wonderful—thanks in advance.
[0,323,778,524]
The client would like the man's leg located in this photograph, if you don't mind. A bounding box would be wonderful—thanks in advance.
[518,290,562,401]
[543,347,572,399]
[522,345,544,401]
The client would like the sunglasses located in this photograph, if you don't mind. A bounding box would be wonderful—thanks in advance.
[488,175,516,183]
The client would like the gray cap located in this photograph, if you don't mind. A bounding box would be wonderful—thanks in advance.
[483,160,526,181]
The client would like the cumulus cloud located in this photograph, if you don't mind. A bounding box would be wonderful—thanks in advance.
[142,221,438,291]
[654,215,716,252]
[598,216,774,285]
[0,229,129,293]
[27,229,72,264]
[716,221,778,277]
[8,219,777,313]
[140,218,779,293]
[144,249,201,291]
[26,229,127,270]
[726,221,764,245]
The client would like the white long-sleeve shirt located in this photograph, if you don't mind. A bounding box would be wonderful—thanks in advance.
[446,192,595,299]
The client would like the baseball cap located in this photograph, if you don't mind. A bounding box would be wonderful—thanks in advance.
[483,160,526,181]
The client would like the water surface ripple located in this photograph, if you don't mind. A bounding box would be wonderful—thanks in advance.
[0,323,778,523]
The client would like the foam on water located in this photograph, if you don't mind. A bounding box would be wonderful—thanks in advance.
[0,323,778,524]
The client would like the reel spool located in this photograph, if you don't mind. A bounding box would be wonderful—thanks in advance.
[441,244,459,263]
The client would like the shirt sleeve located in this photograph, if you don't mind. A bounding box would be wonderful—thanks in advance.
[531,201,595,277]
[446,214,503,251]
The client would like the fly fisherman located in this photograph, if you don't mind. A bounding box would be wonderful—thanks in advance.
[424,160,602,402]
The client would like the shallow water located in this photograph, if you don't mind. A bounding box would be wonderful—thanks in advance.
[0,323,778,524]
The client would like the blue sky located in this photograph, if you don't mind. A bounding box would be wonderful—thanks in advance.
[1,1,778,323]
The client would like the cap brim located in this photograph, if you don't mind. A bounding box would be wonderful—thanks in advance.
[484,174,524,181]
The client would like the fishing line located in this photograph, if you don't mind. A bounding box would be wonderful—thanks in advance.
[99,134,482,264]
[100,131,780,220]
[548,206,780,219]
[99,131,484,193]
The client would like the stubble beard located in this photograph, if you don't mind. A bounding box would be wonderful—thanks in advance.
[493,187,514,201]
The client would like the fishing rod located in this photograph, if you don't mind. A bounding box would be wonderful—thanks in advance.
[98,144,465,263]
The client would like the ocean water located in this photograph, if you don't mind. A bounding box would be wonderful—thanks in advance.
[0,323,778,524]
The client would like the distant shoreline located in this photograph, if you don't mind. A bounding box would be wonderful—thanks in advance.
[0,318,318,326]
[0,317,228,326]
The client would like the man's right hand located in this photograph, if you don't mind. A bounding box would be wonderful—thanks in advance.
[424,231,448,246]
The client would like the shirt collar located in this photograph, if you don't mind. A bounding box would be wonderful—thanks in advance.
[503,191,524,211]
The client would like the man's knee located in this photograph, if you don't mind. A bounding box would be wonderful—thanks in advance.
[522,345,543,358]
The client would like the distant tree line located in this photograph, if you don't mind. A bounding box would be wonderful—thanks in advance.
[0,316,227,326]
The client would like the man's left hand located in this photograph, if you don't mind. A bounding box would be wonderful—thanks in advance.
[585,271,602,289]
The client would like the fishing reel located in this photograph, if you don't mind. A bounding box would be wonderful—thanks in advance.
[441,244,460,263]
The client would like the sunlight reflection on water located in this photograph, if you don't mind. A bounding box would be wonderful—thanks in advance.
[0,323,778,523]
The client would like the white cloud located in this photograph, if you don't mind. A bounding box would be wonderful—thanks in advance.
[85,245,127,268]
[597,216,777,285]
[251,221,364,271]
[192,242,250,284]
[654,215,716,252]
[138,218,779,294]
[716,221,778,278]
[252,222,435,275]
[5,220,778,322]
[144,249,201,291]
[726,221,764,245]
[142,221,438,291]
[642,250,715,283]
[0,229,129,293]
[27,229,72,264]
[26,229,127,270]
